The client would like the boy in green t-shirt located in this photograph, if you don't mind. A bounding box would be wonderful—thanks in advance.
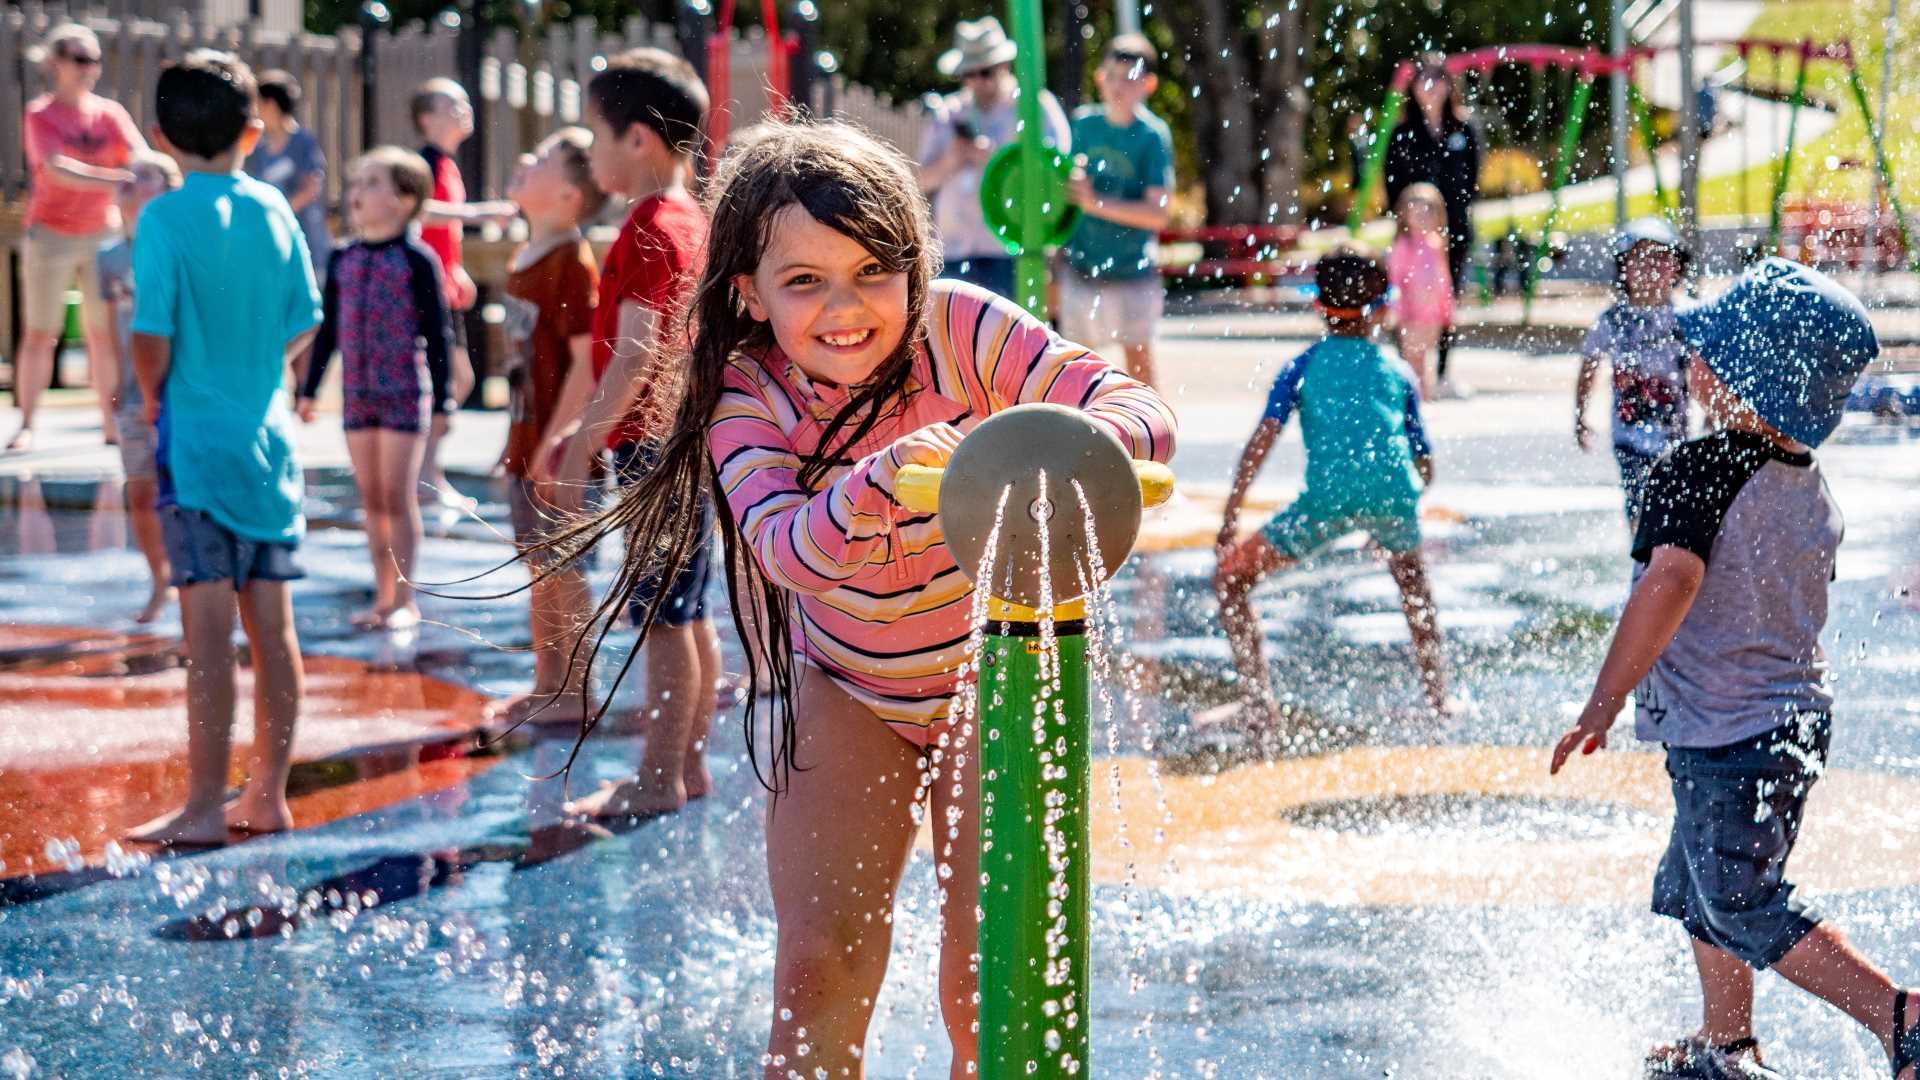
[1062,33,1174,388]
[127,51,322,848]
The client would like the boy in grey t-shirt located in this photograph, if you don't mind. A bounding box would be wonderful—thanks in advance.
[1552,259,1920,1080]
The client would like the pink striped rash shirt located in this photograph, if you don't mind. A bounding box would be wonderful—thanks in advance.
[708,280,1177,735]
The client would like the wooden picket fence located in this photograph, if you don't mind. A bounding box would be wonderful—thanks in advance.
[1,1,926,206]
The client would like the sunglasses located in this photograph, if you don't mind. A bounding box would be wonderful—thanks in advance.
[962,66,1005,81]
[1108,51,1153,68]
[60,51,101,66]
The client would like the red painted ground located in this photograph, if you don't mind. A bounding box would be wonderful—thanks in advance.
[0,625,500,880]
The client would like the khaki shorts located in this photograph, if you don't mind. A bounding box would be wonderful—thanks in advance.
[1057,269,1164,351]
[20,225,111,335]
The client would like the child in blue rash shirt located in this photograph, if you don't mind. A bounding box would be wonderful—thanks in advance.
[1213,247,1448,732]
[1553,259,1920,1080]
[127,51,321,848]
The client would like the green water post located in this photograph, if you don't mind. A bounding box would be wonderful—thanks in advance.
[1767,44,1812,255]
[1347,84,1407,234]
[1845,64,1920,274]
[978,608,1092,1077]
[1008,0,1050,313]
[1625,84,1676,220]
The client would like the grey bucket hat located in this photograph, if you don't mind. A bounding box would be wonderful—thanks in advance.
[1676,258,1878,447]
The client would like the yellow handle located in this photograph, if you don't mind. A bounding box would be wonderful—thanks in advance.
[894,463,947,514]
[893,460,1174,515]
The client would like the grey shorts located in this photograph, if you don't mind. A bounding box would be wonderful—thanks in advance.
[161,505,304,589]
[1057,269,1164,350]
[115,403,158,482]
[1652,713,1829,969]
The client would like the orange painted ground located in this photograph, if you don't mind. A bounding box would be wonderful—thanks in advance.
[0,625,500,880]
[1089,747,1920,907]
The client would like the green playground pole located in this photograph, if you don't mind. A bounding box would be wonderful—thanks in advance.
[1008,0,1050,314]
[978,606,1091,1078]
[1767,50,1811,256]
[1627,84,1676,221]
[1525,75,1596,321]
[1845,64,1920,274]
[1347,85,1406,234]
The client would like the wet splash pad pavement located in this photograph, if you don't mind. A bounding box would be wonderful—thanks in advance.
[3,373,1920,1076]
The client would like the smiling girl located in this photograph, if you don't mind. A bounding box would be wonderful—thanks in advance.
[558,121,1175,1075]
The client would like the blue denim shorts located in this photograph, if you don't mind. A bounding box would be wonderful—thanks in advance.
[610,442,713,629]
[1613,445,1660,525]
[161,505,304,589]
[1651,713,1829,969]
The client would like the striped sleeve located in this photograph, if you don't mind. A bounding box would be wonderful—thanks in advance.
[708,359,903,595]
[936,282,1176,464]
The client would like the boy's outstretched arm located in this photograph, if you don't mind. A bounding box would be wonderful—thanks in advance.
[1219,418,1281,549]
[1574,353,1601,451]
[1549,545,1705,773]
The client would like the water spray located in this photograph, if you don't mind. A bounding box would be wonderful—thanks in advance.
[895,403,1174,1077]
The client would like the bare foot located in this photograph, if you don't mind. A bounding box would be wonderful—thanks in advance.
[524,820,614,866]
[4,427,33,454]
[224,793,293,836]
[565,774,688,821]
[135,586,176,625]
[493,687,588,727]
[683,758,714,801]
[350,606,385,630]
[127,804,230,848]
[379,604,421,631]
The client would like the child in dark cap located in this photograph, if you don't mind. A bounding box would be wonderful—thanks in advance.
[1213,246,1448,735]
[1552,258,1918,1080]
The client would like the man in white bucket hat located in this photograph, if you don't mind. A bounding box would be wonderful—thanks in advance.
[916,15,1069,300]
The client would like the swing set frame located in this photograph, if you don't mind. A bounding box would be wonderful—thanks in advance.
[1346,38,1917,308]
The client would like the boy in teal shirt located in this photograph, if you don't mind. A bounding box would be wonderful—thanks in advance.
[1062,33,1174,388]
[128,50,321,848]
[1213,248,1448,731]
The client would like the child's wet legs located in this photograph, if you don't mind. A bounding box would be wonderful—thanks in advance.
[378,429,428,616]
[1213,532,1290,722]
[764,674,923,1076]
[1690,938,1755,1047]
[686,616,722,797]
[131,581,238,844]
[927,723,982,1075]
[125,476,173,622]
[1770,923,1913,1071]
[1387,548,1448,714]
[633,620,709,810]
[230,580,302,833]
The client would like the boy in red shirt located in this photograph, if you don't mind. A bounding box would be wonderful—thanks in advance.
[410,77,514,509]
[496,127,603,725]
[539,49,718,820]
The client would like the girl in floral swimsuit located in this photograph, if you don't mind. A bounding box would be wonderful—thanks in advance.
[297,147,451,630]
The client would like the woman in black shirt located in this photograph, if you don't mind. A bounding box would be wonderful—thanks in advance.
[1384,58,1481,387]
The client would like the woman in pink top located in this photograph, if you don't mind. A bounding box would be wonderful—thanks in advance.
[548,122,1174,1075]
[15,23,145,452]
[1389,182,1454,399]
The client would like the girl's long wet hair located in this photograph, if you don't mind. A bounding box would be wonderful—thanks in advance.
[536,120,940,792]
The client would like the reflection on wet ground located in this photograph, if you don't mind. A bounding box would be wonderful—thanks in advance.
[1,420,1918,1075]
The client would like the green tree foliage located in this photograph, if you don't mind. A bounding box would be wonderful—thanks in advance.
[305,0,1615,226]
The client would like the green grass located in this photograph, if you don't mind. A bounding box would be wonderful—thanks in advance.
[1483,0,1920,240]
